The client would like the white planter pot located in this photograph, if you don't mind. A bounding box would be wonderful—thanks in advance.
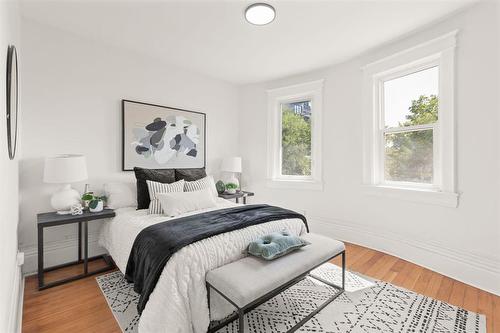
[89,200,104,212]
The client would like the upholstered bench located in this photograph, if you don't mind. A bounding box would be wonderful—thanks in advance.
[206,233,345,333]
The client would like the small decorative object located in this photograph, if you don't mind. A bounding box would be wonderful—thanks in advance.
[89,195,106,213]
[70,204,84,216]
[122,100,206,171]
[225,182,238,194]
[215,180,226,194]
[43,154,88,214]
[6,45,18,160]
[221,157,242,189]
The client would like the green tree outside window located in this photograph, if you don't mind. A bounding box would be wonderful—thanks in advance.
[281,103,312,176]
[385,95,438,183]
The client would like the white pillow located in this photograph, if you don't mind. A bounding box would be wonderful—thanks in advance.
[184,175,218,198]
[156,188,216,217]
[146,179,185,214]
[104,182,136,209]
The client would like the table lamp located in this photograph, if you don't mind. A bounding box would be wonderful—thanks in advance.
[43,154,88,214]
[221,157,242,189]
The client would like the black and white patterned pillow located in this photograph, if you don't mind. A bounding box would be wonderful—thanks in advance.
[146,179,185,214]
[184,175,218,198]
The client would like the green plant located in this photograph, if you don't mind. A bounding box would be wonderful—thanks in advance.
[225,183,238,190]
[81,193,94,201]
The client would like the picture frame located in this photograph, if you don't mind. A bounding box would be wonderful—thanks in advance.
[122,99,206,171]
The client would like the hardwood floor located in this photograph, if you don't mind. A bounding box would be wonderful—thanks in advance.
[22,243,500,333]
[23,259,121,333]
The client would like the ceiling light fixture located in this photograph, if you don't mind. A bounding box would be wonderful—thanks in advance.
[245,3,276,26]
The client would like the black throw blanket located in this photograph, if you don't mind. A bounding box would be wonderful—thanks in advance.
[125,204,308,314]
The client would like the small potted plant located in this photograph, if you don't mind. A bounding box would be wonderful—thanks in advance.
[225,182,238,195]
[89,195,106,213]
[81,192,94,209]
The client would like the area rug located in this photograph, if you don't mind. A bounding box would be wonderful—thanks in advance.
[96,263,485,333]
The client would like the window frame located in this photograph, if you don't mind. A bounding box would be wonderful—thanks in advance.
[362,31,458,207]
[267,80,324,190]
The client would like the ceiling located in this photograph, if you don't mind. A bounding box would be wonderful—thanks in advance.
[20,0,476,84]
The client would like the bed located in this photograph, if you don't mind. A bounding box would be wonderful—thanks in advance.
[98,197,307,333]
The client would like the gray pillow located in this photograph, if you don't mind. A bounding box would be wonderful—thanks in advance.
[248,231,310,260]
[175,168,206,182]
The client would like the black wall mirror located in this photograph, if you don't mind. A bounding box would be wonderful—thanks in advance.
[6,45,18,160]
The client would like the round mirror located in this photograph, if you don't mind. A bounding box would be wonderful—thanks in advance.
[6,45,18,160]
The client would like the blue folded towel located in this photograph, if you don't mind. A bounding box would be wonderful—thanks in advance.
[248,230,310,260]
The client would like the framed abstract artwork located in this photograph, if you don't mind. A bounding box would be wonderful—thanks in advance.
[122,100,206,171]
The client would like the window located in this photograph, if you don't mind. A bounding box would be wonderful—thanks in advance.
[382,66,439,186]
[267,80,323,190]
[363,32,458,207]
[281,100,312,177]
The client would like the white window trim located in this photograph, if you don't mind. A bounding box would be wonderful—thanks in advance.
[362,31,459,207]
[267,80,324,190]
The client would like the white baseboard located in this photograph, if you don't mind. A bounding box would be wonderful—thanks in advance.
[309,215,500,296]
[21,232,106,275]
[15,277,24,333]
[8,252,24,333]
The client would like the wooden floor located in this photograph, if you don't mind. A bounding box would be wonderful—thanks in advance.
[22,243,500,333]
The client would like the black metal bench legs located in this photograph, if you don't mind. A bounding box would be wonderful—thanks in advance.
[238,309,245,333]
[207,250,346,333]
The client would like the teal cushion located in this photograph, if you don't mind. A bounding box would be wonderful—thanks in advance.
[248,230,310,260]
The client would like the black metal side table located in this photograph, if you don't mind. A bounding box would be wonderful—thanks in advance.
[218,191,255,204]
[37,208,116,290]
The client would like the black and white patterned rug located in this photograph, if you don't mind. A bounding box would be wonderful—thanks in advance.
[96,263,485,333]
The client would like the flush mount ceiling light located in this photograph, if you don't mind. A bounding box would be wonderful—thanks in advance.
[245,3,276,26]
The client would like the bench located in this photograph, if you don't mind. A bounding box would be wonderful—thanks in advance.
[206,233,345,333]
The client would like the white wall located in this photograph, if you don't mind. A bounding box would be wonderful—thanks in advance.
[238,3,500,295]
[0,1,22,331]
[19,19,240,273]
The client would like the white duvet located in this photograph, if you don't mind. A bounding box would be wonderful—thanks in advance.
[98,199,307,333]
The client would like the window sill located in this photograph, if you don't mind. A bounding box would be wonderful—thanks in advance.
[266,179,323,191]
[363,184,459,208]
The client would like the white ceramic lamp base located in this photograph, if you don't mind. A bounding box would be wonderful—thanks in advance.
[50,184,81,215]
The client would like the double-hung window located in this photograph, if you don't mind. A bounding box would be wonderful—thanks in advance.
[363,32,458,207]
[382,65,439,187]
[267,80,323,190]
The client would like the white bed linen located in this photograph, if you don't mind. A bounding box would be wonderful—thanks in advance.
[99,198,307,333]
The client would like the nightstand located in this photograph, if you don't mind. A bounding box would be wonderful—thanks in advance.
[218,191,254,204]
[37,209,116,290]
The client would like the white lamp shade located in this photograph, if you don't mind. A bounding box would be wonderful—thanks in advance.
[43,154,88,184]
[221,157,242,173]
